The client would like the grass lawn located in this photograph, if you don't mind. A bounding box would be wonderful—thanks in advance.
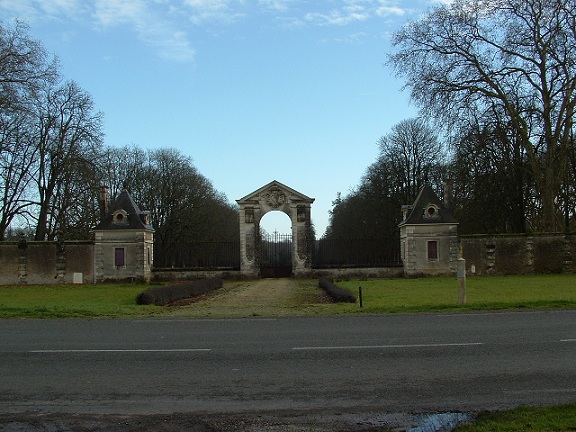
[0,283,164,318]
[0,274,575,318]
[335,274,576,314]
[454,403,576,431]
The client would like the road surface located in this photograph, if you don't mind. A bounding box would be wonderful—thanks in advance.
[1,311,575,430]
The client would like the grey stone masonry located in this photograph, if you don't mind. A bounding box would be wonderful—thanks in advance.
[237,180,314,278]
[399,185,459,276]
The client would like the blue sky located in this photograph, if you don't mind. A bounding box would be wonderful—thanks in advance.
[0,0,449,236]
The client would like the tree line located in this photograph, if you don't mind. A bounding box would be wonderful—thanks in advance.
[4,0,576,244]
[0,20,238,243]
[326,0,576,239]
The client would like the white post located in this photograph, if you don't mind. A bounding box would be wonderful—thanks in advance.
[457,257,466,305]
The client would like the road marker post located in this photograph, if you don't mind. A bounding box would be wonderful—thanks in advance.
[457,258,467,305]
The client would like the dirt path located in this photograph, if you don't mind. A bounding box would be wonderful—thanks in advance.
[169,278,330,317]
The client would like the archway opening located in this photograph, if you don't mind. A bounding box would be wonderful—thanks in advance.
[260,211,292,235]
[259,211,292,278]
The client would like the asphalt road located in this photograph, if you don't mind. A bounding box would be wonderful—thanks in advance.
[1,311,575,417]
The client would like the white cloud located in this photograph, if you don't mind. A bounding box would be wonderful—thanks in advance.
[93,0,148,27]
[182,0,245,24]
[292,0,412,27]
[91,0,195,62]
[304,6,370,26]
[329,31,370,44]
[375,6,406,17]
[41,0,82,16]
[145,27,196,62]
[0,0,85,22]
[0,0,422,61]
[258,0,291,13]
[375,0,410,17]
[0,0,37,21]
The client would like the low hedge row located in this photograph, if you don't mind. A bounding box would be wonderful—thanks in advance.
[318,277,357,303]
[136,277,223,306]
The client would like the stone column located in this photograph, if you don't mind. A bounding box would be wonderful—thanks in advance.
[239,206,259,278]
[17,235,27,285]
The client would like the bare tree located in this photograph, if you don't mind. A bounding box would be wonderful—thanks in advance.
[134,148,237,243]
[326,118,446,239]
[377,118,446,205]
[450,120,533,233]
[31,80,104,240]
[0,113,37,239]
[389,0,576,231]
[98,146,238,241]
[0,20,57,112]
[0,20,58,239]
[98,144,147,200]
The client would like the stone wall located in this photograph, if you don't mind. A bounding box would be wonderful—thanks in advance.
[461,234,575,275]
[0,241,20,284]
[0,240,94,285]
[2,233,576,285]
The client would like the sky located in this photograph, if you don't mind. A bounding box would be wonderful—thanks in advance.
[0,0,450,236]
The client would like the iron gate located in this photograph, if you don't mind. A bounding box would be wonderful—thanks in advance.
[260,231,292,278]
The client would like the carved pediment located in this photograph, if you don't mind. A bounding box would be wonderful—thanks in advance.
[236,180,314,206]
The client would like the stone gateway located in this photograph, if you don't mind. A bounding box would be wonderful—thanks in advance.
[237,180,314,278]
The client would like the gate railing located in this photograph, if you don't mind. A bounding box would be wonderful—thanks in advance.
[153,237,401,270]
[260,232,292,266]
[153,241,240,269]
[312,237,402,268]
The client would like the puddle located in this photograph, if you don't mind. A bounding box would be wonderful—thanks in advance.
[350,412,474,431]
[408,412,474,432]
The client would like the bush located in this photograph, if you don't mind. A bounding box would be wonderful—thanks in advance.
[318,277,357,303]
[136,277,223,306]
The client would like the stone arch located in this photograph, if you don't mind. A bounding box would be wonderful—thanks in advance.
[236,180,314,278]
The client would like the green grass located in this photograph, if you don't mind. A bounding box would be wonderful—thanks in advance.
[454,404,576,431]
[334,274,576,314]
[0,284,165,318]
[1,274,576,319]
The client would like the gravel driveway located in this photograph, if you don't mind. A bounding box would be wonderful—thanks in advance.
[169,278,332,317]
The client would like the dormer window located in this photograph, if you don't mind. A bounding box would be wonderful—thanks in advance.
[423,203,440,220]
[112,209,129,226]
[141,212,151,225]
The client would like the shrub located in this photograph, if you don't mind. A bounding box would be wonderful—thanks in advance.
[318,277,357,303]
[136,278,223,306]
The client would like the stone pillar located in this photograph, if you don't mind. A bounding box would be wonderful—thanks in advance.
[93,232,104,283]
[136,231,154,283]
[400,225,417,275]
[17,235,27,285]
[292,204,313,277]
[55,239,66,283]
[239,206,259,278]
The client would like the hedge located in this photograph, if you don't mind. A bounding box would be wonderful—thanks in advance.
[318,277,357,303]
[136,277,223,306]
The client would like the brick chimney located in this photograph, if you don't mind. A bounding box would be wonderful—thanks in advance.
[98,186,109,220]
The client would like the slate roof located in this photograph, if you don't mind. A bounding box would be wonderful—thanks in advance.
[93,190,154,231]
[400,184,458,226]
